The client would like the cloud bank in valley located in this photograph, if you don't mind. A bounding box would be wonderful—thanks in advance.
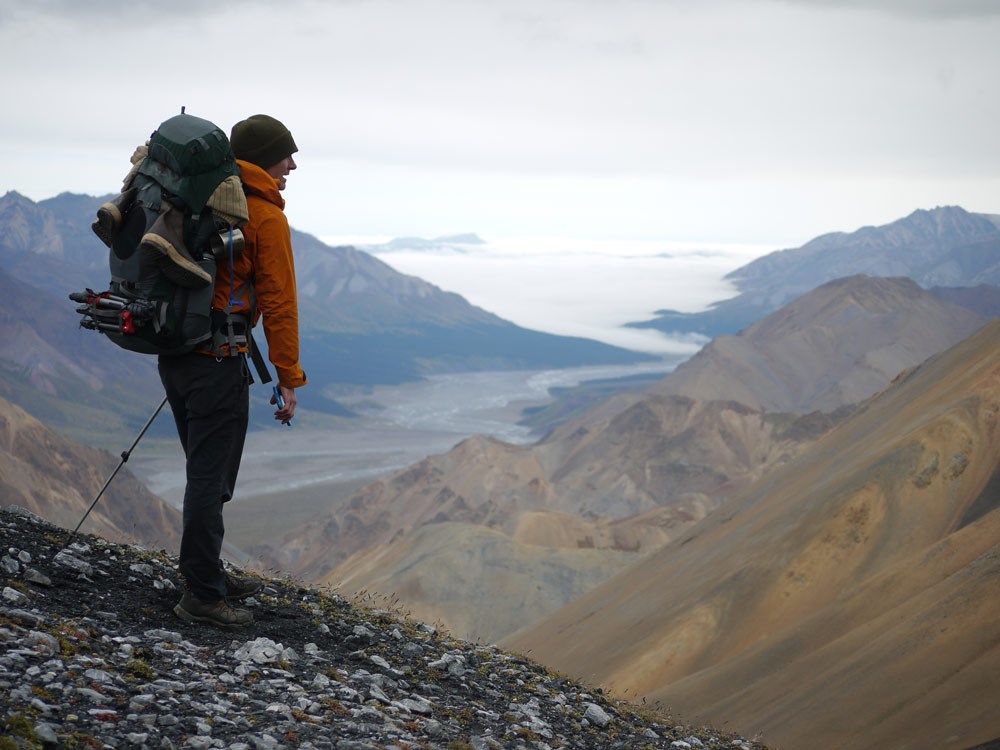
[360,235,768,354]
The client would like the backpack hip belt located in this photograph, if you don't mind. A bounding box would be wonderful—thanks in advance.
[204,310,273,385]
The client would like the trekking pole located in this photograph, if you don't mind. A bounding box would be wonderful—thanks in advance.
[60,395,169,552]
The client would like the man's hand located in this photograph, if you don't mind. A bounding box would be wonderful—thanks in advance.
[272,385,296,426]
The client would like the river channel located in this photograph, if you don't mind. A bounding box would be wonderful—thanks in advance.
[129,360,677,512]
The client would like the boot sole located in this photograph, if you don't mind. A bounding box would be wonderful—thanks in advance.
[141,233,213,288]
[92,207,121,248]
[92,186,137,248]
[173,603,253,630]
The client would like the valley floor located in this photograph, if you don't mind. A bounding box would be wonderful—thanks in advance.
[127,362,675,555]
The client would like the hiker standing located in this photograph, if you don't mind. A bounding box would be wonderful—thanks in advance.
[162,114,308,628]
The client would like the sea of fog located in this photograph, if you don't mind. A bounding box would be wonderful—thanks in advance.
[342,234,774,355]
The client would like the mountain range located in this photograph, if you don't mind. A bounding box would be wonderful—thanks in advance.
[651,274,985,412]
[3,199,1000,749]
[249,274,992,648]
[0,190,649,442]
[632,205,1000,337]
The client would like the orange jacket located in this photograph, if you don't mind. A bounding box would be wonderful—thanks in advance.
[212,160,307,388]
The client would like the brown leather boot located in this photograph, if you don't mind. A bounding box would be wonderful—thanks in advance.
[174,591,253,629]
[140,204,212,288]
[91,186,138,247]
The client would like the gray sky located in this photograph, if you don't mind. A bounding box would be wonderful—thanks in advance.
[2,0,997,246]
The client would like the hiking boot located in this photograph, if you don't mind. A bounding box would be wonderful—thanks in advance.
[140,205,213,288]
[173,591,253,629]
[91,186,137,247]
[225,572,262,602]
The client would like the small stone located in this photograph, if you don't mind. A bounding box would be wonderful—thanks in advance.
[85,668,117,684]
[27,630,59,655]
[23,568,53,587]
[30,697,56,715]
[144,628,183,643]
[312,673,330,687]
[402,642,424,659]
[584,702,612,728]
[53,550,94,577]
[396,696,432,714]
[34,722,59,745]
[352,624,376,640]
[2,586,28,605]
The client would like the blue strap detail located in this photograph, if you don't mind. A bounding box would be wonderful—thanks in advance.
[227,226,238,308]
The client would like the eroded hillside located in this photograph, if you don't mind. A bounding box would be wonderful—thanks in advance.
[0,396,180,551]
[252,275,984,645]
[504,316,1000,750]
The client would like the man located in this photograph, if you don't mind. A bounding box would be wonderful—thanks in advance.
[161,114,308,628]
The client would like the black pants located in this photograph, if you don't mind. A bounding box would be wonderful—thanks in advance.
[158,353,249,601]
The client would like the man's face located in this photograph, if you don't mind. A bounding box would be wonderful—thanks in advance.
[266,155,297,191]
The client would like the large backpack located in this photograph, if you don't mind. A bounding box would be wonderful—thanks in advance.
[72,111,249,357]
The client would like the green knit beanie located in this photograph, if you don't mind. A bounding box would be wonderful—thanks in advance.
[230,114,298,169]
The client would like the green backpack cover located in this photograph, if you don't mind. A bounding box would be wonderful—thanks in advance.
[138,112,239,214]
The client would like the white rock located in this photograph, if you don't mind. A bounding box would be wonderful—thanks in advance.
[584,702,612,728]
[2,586,28,605]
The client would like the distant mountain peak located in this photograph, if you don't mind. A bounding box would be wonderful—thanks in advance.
[433,232,485,244]
[368,234,487,254]
[0,189,31,204]
[801,204,996,253]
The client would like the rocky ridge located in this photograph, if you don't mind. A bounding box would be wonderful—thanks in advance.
[0,506,765,750]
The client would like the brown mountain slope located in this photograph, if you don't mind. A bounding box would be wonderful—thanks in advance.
[532,396,845,519]
[503,316,1000,750]
[0,397,180,551]
[255,400,828,584]
[257,275,981,644]
[328,521,640,644]
[274,401,832,644]
[651,275,986,412]
[327,507,719,643]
